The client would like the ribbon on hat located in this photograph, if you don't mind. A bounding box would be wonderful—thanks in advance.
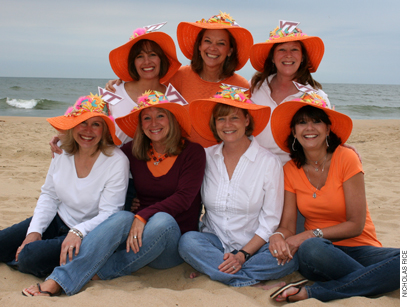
[214,85,252,104]
[132,90,170,111]
[266,20,307,42]
[65,93,109,117]
[293,81,319,95]
[295,92,328,108]
[129,22,167,40]
[196,11,240,27]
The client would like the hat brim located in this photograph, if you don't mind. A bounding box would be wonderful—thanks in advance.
[189,98,271,142]
[115,103,191,139]
[250,35,324,73]
[47,113,122,146]
[109,32,181,83]
[177,22,253,71]
[271,101,353,153]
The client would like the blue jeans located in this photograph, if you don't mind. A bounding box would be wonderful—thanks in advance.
[47,211,183,296]
[0,214,69,277]
[298,238,400,301]
[178,231,298,287]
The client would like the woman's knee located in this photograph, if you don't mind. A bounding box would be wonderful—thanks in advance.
[148,212,178,230]
[178,231,199,256]
[298,237,333,263]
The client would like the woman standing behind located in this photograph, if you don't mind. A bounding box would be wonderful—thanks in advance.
[269,93,399,302]
[0,94,129,279]
[250,21,330,164]
[178,86,297,287]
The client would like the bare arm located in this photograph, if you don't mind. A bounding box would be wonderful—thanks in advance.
[105,79,123,92]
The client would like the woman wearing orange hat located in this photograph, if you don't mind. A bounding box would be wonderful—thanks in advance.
[250,21,330,165]
[107,12,253,148]
[0,94,129,280]
[178,86,297,287]
[23,91,206,297]
[269,93,399,302]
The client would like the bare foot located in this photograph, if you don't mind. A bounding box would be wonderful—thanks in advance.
[22,280,61,297]
[189,271,201,279]
[252,281,286,290]
[276,286,308,302]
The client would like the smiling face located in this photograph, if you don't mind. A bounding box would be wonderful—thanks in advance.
[293,115,330,152]
[272,41,303,79]
[198,29,233,70]
[140,107,170,148]
[73,117,105,151]
[134,48,161,81]
[214,107,250,144]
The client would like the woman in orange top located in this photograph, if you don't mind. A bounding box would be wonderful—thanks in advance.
[268,93,399,302]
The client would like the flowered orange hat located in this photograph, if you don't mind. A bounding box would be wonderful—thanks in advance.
[250,20,324,73]
[177,11,253,71]
[47,94,122,145]
[109,23,181,83]
[271,93,353,153]
[115,90,191,138]
[189,86,271,142]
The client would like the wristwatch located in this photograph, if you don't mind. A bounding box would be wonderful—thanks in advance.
[238,249,251,261]
[312,228,323,238]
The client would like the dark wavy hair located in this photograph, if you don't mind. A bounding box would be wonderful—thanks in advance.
[191,29,239,80]
[250,41,322,93]
[287,106,341,168]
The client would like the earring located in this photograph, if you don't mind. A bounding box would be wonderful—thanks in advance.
[326,135,329,148]
[292,137,297,151]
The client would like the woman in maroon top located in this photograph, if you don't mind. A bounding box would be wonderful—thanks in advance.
[22,91,206,297]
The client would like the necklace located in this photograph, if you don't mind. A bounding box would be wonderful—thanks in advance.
[307,153,327,172]
[200,73,222,83]
[149,143,168,166]
[304,154,327,198]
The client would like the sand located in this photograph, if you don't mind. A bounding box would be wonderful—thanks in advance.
[0,116,400,306]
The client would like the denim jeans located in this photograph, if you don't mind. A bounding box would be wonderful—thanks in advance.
[47,211,183,296]
[298,237,400,301]
[0,214,69,277]
[178,231,298,287]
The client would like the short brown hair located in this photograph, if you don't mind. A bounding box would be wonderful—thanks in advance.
[60,119,115,156]
[209,104,254,142]
[132,107,185,160]
[128,40,170,81]
[191,29,239,79]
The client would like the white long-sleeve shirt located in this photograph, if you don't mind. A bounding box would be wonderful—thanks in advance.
[27,147,129,238]
[201,136,284,253]
[251,74,330,165]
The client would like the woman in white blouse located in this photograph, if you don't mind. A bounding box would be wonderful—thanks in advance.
[0,94,129,282]
[178,86,298,287]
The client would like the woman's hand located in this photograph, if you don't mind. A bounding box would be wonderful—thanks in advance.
[60,232,82,265]
[126,217,145,254]
[218,252,244,274]
[130,198,141,212]
[15,232,41,261]
[49,135,63,158]
[269,233,293,265]
[105,79,123,92]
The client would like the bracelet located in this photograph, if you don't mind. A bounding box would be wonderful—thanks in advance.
[69,228,84,240]
[134,214,147,225]
[272,232,285,240]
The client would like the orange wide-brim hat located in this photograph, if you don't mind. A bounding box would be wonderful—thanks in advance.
[109,31,181,83]
[189,87,271,142]
[177,12,253,71]
[115,91,191,139]
[271,93,352,153]
[250,27,324,73]
[47,113,121,146]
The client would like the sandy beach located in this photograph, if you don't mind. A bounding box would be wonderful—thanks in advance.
[0,116,400,306]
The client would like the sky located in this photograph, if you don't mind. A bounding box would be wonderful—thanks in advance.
[0,0,400,85]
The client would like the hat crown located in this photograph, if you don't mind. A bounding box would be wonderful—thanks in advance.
[133,90,170,111]
[65,94,109,117]
[196,11,239,27]
[214,85,252,104]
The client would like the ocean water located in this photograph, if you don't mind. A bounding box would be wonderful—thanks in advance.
[0,77,400,119]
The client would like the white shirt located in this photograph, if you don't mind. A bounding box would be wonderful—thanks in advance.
[251,74,331,165]
[201,136,284,253]
[27,147,129,237]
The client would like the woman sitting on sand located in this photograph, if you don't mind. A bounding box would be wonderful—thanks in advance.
[269,93,400,302]
[0,94,129,278]
[22,91,206,296]
[178,86,297,287]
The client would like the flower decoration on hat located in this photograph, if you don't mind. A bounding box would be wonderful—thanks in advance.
[64,93,110,118]
[214,85,252,104]
[129,28,147,40]
[128,22,167,41]
[133,90,169,111]
[266,20,307,42]
[295,92,328,108]
[196,11,238,27]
